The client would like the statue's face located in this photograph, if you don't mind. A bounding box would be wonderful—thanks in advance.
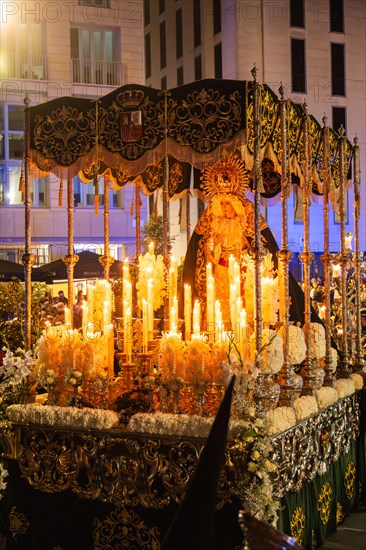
[219,198,236,218]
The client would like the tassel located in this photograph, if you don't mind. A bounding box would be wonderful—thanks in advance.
[19,168,25,201]
[93,168,99,215]
[153,190,158,222]
[129,198,134,216]
[58,179,63,207]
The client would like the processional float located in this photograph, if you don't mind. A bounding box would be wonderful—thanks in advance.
[22,67,364,411]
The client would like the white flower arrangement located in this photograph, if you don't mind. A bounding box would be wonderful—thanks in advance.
[306,322,326,360]
[316,386,339,409]
[0,347,36,406]
[293,395,318,421]
[266,406,297,435]
[128,412,214,437]
[136,249,167,311]
[249,329,284,374]
[6,404,119,430]
[350,373,364,390]
[288,325,307,365]
[334,378,355,398]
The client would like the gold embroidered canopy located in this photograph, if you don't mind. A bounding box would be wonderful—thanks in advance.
[28,79,353,200]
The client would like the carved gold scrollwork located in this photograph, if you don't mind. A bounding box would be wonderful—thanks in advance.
[169,162,184,195]
[93,507,160,549]
[17,428,79,492]
[270,395,360,498]
[9,506,30,541]
[167,88,242,153]
[33,106,96,165]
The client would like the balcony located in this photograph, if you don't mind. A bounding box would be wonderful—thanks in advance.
[4,53,48,80]
[71,58,124,86]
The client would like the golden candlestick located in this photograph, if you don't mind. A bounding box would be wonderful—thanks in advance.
[338,127,351,376]
[320,117,335,387]
[299,103,316,395]
[277,85,298,407]
[352,137,365,371]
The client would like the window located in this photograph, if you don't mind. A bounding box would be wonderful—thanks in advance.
[176,9,183,59]
[161,76,167,90]
[144,0,150,26]
[193,0,201,47]
[70,27,120,85]
[332,106,346,133]
[214,42,222,78]
[159,0,165,14]
[330,0,344,32]
[290,0,304,28]
[291,38,306,93]
[177,66,184,86]
[160,21,166,69]
[194,55,202,80]
[145,33,151,78]
[331,43,345,96]
[78,0,110,6]
[2,22,46,80]
[213,0,221,35]
[0,163,48,207]
[73,176,123,208]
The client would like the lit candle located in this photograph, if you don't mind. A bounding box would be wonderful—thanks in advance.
[142,298,148,353]
[169,256,178,313]
[184,283,192,341]
[193,300,201,335]
[332,263,341,278]
[64,307,71,325]
[123,258,130,281]
[148,242,155,256]
[215,300,223,342]
[206,279,215,342]
[345,233,353,250]
[147,278,154,339]
[230,283,237,331]
[228,255,235,286]
[124,306,132,362]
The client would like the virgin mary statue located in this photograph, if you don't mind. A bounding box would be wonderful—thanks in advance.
[181,155,312,329]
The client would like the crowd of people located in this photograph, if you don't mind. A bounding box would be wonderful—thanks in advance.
[41,288,85,328]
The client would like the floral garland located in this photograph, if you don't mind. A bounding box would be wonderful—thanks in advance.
[350,373,364,391]
[265,406,297,435]
[293,395,319,421]
[335,378,356,398]
[6,404,119,430]
[316,386,339,409]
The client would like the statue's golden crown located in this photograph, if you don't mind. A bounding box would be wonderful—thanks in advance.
[200,156,250,199]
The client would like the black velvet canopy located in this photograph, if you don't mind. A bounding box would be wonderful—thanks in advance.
[28,79,353,202]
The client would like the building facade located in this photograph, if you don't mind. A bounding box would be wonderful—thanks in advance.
[0,0,146,265]
[144,0,366,262]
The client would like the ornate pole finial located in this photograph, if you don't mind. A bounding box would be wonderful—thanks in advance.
[301,101,308,115]
[322,114,328,127]
[24,95,30,108]
[279,82,284,100]
[251,64,258,82]
[353,135,358,146]
[338,125,345,137]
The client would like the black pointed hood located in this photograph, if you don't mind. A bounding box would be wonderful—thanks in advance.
[162,375,236,550]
